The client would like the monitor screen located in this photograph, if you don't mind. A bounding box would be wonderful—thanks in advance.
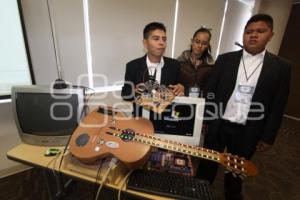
[142,97,205,146]
[11,85,84,146]
[150,103,196,136]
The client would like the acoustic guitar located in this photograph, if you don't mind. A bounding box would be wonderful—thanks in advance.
[69,106,258,177]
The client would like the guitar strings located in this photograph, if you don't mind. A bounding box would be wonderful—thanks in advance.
[109,126,221,161]
[135,134,220,161]
[112,126,220,158]
[107,126,251,177]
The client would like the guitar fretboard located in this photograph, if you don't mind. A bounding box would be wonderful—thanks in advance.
[108,127,220,163]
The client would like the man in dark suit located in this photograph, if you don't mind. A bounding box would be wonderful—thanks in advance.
[121,22,184,102]
[197,14,291,200]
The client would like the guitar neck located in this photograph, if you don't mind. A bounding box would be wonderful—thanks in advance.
[109,129,220,163]
[135,133,220,163]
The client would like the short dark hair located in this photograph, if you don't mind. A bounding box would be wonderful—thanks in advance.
[245,13,273,31]
[192,27,212,40]
[143,22,166,39]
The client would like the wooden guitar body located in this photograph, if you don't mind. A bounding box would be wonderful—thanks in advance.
[69,107,154,168]
[70,106,258,177]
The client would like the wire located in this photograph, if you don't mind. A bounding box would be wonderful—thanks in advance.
[45,152,64,197]
[71,85,95,118]
[52,152,61,176]
[46,0,62,79]
[92,161,104,200]
[94,158,118,200]
[56,85,94,175]
[83,88,95,116]
[57,139,71,174]
[45,85,95,197]
[117,169,135,200]
[46,154,60,171]
[54,129,72,196]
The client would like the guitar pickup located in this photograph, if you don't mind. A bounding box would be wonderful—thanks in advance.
[106,131,114,135]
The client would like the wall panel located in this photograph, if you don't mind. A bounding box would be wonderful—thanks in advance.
[52,0,88,86]
[20,0,57,85]
[218,0,253,55]
[89,0,176,86]
[175,0,225,59]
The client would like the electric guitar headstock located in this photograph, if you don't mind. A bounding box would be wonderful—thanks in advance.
[219,153,258,178]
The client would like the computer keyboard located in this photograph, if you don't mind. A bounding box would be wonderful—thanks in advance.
[127,169,214,200]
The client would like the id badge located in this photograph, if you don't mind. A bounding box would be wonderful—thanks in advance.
[234,85,254,104]
[189,87,200,97]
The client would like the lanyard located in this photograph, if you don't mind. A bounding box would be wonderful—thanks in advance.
[242,56,263,82]
[149,68,157,81]
[148,62,161,81]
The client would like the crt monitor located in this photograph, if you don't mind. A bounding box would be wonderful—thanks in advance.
[142,96,205,146]
[11,85,84,146]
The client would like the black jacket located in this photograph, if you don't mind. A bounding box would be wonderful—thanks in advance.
[205,50,291,147]
[121,55,181,100]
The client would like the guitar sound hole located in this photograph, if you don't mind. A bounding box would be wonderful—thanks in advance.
[75,133,90,147]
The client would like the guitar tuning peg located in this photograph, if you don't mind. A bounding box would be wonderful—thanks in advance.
[232,173,237,178]
[239,174,246,180]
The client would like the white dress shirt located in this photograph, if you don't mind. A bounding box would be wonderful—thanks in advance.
[222,50,266,124]
[146,55,164,84]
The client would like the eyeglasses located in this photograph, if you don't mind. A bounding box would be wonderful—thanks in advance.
[192,39,209,46]
[192,26,212,46]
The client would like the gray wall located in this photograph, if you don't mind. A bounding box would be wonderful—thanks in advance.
[21,0,228,87]
[0,102,30,177]
[259,0,293,54]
